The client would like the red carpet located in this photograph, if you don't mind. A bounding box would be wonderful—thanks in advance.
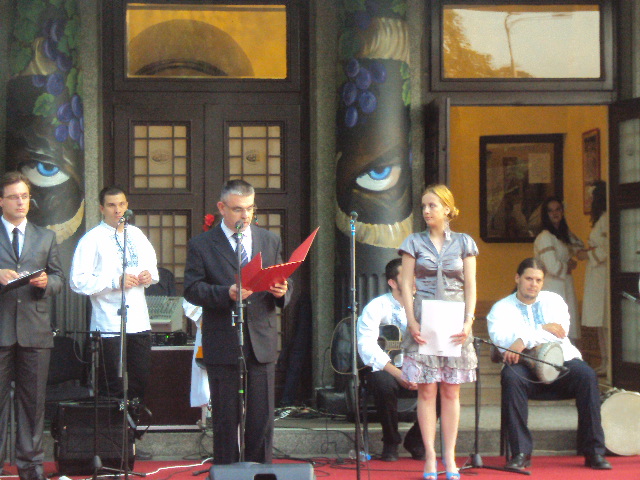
[1,456,637,480]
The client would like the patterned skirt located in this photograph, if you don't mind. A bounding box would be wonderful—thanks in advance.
[401,292,478,384]
[402,353,476,384]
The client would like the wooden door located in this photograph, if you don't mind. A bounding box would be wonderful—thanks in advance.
[109,100,309,402]
[609,98,640,390]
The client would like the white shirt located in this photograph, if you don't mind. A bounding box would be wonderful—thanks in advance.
[220,222,253,261]
[2,216,26,257]
[357,292,407,371]
[487,290,582,362]
[70,221,159,335]
[183,299,209,407]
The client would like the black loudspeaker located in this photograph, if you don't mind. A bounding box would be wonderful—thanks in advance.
[52,401,135,475]
[209,462,315,480]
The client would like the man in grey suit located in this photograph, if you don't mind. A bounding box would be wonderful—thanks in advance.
[0,172,64,480]
[184,179,292,465]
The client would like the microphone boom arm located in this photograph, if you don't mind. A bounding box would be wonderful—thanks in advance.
[474,337,567,372]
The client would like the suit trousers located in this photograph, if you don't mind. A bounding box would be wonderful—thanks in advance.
[206,355,275,465]
[501,358,605,457]
[98,332,151,402]
[366,370,422,450]
[0,345,50,478]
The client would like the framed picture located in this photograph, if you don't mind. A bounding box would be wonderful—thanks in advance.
[480,134,564,243]
[582,129,601,214]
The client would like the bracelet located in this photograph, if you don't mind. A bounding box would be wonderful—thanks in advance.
[465,314,475,321]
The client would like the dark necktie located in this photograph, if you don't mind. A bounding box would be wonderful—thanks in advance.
[12,227,20,259]
[233,233,249,267]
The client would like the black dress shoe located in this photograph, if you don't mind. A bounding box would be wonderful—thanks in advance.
[505,453,531,470]
[584,454,612,470]
[381,443,399,462]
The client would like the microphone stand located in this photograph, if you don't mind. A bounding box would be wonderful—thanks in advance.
[88,330,142,479]
[461,337,568,476]
[233,225,248,463]
[111,216,143,478]
[460,338,530,476]
[348,212,364,479]
[475,337,568,374]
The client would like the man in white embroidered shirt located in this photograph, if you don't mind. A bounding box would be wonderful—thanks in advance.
[487,257,610,471]
[70,186,159,406]
[356,258,423,462]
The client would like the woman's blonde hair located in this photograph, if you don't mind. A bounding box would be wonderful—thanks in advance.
[422,184,459,220]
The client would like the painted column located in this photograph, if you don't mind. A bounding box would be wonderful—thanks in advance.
[335,0,413,314]
[5,0,85,330]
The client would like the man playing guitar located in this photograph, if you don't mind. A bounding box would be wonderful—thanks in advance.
[356,258,424,462]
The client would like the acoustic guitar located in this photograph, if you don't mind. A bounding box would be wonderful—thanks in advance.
[330,317,403,375]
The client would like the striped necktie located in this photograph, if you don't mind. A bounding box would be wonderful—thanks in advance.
[233,233,249,267]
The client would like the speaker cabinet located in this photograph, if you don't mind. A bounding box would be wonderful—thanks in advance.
[146,346,201,427]
[52,401,135,475]
[209,462,315,480]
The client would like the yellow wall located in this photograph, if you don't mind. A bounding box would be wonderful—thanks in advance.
[449,106,608,308]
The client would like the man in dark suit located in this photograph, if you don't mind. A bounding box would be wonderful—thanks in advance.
[0,172,64,480]
[184,180,291,465]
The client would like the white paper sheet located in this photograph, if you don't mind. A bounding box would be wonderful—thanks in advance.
[418,300,464,357]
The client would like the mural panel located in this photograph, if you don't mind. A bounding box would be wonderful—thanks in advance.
[335,0,413,312]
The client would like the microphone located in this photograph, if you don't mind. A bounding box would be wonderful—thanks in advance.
[350,211,358,220]
[470,336,491,346]
[235,220,244,231]
[118,209,134,224]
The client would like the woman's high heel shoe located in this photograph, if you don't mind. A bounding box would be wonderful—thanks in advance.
[423,459,438,480]
[445,472,460,480]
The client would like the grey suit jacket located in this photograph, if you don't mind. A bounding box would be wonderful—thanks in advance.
[0,221,64,348]
[183,224,292,365]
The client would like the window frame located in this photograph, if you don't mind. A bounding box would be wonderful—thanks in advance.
[109,0,301,93]
[429,0,615,93]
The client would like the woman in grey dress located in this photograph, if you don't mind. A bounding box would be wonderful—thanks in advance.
[399,184,478,480]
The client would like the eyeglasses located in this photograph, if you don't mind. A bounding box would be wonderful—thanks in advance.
[2,194,31,201]
[224,203,256,215]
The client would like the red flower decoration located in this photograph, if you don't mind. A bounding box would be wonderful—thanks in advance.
[203,214,215,232]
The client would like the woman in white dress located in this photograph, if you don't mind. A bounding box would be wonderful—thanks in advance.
[582,182,609,374]
[533,197,585,341]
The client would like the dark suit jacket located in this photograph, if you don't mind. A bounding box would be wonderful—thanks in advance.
[183,224,292,365]
[0,221,64,348]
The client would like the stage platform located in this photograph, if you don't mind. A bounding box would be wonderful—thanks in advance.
[37,402,582,462]
[2,455,638,480]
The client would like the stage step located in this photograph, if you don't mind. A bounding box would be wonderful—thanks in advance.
[42,401,582,462]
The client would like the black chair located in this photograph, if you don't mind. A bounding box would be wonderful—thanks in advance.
[345,368,418,456]
[45,335,92,422]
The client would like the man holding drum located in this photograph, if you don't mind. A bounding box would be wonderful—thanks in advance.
[487,257,610,471]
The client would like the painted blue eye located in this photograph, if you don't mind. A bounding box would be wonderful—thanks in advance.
[355,165,401,192]
[368,166,392,181]
[36,162,60,177]
[22,162,70,187]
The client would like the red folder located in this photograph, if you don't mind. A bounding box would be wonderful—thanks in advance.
[241,227,319,293]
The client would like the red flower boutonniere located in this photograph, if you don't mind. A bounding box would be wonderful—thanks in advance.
[203,214,215,232]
